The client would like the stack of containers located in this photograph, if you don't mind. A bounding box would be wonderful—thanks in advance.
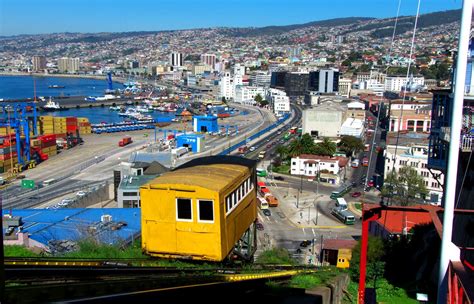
[53,117,67,137]
[66,117,78,134]
[38,134,57,158]
[0,136,18,174]
[39,116,55,135]
[77,117,92,135]
[0,127,15,137]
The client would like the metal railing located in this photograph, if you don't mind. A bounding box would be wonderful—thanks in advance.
[461,134,474,151]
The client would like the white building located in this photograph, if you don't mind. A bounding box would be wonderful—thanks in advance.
[302,102,346,138]
[338,78,352,97]
[384,145,444,205]
[384,75,424,92]
[359,79,385,96]
[340,118,364,138]
[290,154,348,185]
[169,52,183,68]
[266,88,290,115]
[233,64,246,77]
[219,72,243,100]
[234,85,265,104]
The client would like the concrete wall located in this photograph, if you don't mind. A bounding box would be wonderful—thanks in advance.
[303,109,343,138]
[68,183,113,208]
[306,273,350,304]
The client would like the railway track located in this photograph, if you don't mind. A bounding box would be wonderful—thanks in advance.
[4,257,314,303]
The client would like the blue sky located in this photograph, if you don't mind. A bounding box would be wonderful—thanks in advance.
[0,0,462,36]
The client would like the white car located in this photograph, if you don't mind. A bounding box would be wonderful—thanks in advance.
[58,198,75,206]
[249,146,256,152]
[76,191,88,197]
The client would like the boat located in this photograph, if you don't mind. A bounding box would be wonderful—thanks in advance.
[41,98,68,112]
[48,85,66,89]
[109,106,121,111]
[136,105,154,113]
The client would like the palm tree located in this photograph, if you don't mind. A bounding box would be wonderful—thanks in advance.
[315,137,336,157]
[276,145,289,161]
[288,138,304,157]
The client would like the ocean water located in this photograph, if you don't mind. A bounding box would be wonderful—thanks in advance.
[0,75,121,100]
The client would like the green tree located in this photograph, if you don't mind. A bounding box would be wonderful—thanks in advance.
[276,145,289,161]
[300,134,316,154]
[350,236,386,289]
[288,138,304,157]
[314,137,336,157]
[338,135,365,157]
[254,93,263,104]
[381,167,429,206]
[341,59,352,67]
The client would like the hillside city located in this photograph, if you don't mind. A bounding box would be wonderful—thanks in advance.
[0,6,473,304]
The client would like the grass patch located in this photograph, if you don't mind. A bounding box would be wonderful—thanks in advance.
[354,203,362,210]
[256,248,295,265]
[272,164,290,175]
[345,279,417,304]
[62,239,146,259]
[290,274,322,289]
[4,245,40,257]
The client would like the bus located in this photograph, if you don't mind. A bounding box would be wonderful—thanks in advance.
[330,184,352,199]
[256,168,267,177]
[258,151,266,159]
[335,198,348,210]
[258,197,269,209]
[331,207,356,225]
[42,179,56,186]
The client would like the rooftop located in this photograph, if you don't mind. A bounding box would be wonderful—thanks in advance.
[374,209,433,234]
[2,208,141,247]
[144,163,249,192]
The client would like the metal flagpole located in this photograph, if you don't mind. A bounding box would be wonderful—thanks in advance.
[437,0,473,302]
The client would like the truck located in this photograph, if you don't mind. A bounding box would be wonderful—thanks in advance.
[264,193,279,207]
[172,146,188,157]
[238,145,248,154]
[118,136,133,147]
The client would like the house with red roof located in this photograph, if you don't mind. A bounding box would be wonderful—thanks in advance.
[369,208,433,239]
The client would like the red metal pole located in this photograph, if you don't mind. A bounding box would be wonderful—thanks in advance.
[358,208,369,304]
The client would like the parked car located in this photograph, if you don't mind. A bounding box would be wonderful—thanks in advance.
[300,240,311,248]
[351,192,362,198]
[274,176,285,181]
[262,209,271,216]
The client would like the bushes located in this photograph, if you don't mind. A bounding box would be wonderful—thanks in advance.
[256,248,295,265]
